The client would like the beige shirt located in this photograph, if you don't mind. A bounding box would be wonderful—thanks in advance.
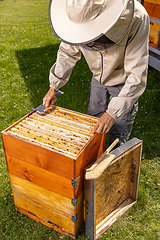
[49,1,149,119]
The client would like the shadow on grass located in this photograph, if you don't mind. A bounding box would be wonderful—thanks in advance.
[15,44,60,108]
[15,44,92,113]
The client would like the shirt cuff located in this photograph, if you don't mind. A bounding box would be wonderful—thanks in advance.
[106,109,118,120]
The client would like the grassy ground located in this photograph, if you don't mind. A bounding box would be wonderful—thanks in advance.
[0,0,160,239]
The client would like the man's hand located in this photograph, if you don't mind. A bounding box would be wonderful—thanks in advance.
[92,112,115,134]
[43,87,57,107]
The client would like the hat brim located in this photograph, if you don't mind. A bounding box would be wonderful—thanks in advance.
[49,0,129,45]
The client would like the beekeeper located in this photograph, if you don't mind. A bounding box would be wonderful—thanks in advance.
[43,0,149,147]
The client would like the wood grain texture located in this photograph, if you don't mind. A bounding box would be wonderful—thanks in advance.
[17,205,71,236]
[143,1,160,18]
[84,139,143,240]
[13,191,84,238]
[96,198,136,238]
[6,155,77,199]
[150,20,160,31]
[130,145,142,200]
[149,27,160,49]
[75,133,105,179]
[96,133,106,160]
[2,133,75,179]
[143,0,160,4]
[95,152,133,225]
[10,174,83,216]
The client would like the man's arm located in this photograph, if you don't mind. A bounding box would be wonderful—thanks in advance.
[49,42,81,91]
[93,5,150,134]
[43,42,81,106]
[106,7,150,120]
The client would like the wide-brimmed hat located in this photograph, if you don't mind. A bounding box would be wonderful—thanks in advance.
[49,0,131,45]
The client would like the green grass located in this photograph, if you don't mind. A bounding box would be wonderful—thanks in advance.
[0,0,160,239]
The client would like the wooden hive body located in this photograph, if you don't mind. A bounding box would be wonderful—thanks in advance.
[143,0,160,19]
[84,138,143,240]
[149,19,160,49]
[142,1,160,49]
[1,106,106,238]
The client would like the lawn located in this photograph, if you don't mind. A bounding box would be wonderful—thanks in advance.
[0,0,160,239]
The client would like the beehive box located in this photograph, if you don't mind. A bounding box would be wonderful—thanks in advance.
[149,19,160,48]
[84,138,142,240]
[1,105,106,238]
[143,0,160,19]
[149,27,160,48]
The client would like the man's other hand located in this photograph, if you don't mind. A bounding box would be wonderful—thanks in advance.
[92,112,115,134]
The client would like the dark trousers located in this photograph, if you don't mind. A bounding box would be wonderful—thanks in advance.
[88,77,138,147]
